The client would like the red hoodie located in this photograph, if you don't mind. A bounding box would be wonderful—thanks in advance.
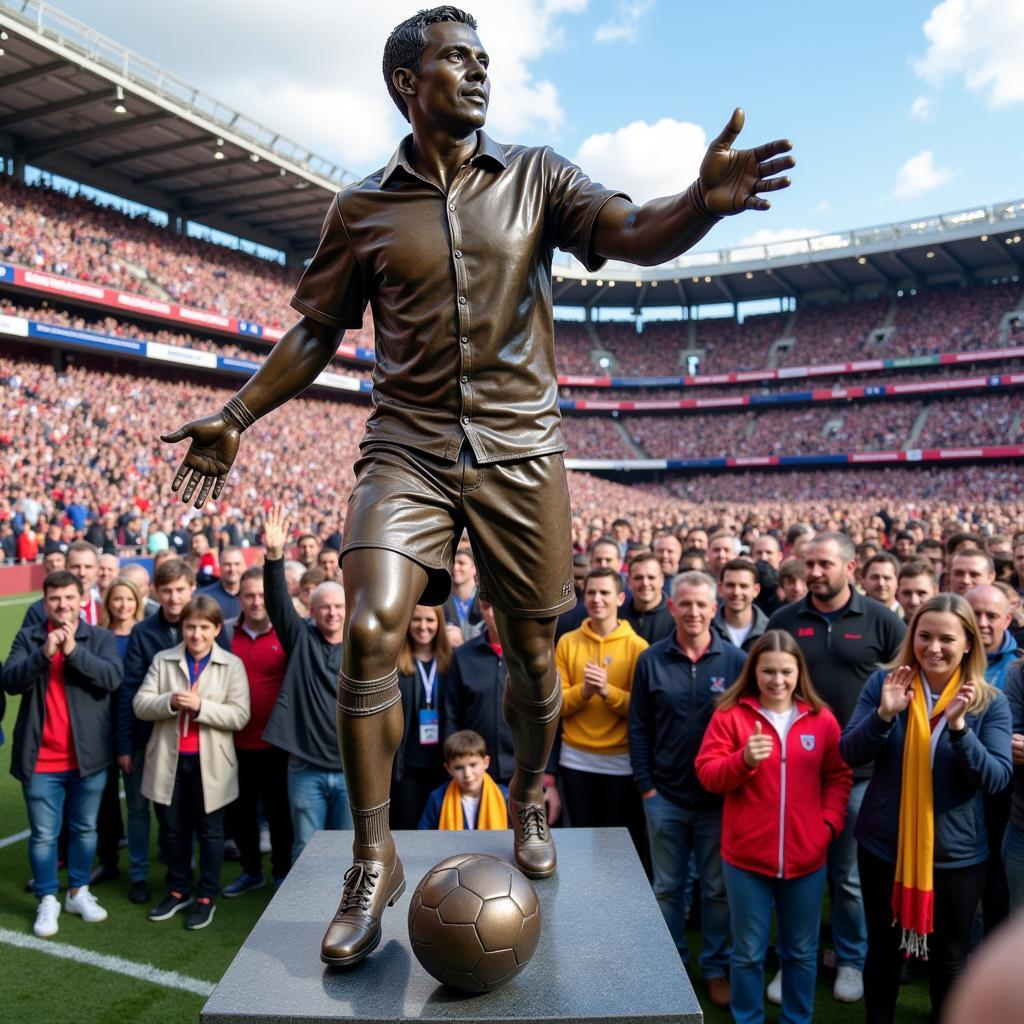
[695,695,852,879]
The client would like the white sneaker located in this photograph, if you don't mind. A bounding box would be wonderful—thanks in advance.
[766,969,782,1005]
[259,826,272,854]
[33,895,60,938]
[65,885,108,923]
[834,965,864,1002]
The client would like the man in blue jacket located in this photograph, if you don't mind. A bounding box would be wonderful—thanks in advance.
[628,570,745,1011]
[3,571,122,938]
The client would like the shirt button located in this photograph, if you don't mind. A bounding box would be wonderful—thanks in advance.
[454,249,463,258]
[462,416,470,424]
[458,296,467,305]
[449,203,456,211]
[461,375,469,383]
[460,336,469,344]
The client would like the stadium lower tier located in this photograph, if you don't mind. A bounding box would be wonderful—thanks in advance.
[2,351,1022,555]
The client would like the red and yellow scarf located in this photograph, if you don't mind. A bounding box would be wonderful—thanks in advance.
[438,773,509,831]
[893,667,961,958]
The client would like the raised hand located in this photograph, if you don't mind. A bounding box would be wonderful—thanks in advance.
[161,411,241,509]
[944,680,977,731]
[263,504,292,560]
[743,719,773,768]
[878,666,915,722]
[699,108,794,216]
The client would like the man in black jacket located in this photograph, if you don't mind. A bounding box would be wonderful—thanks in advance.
[443,600,559,823]
[628,570,744,1011]
[3,571,122,939]
[621,552,674,644]
[115,558,205,903]
[261,508,350,861]
[767,531,905,1004]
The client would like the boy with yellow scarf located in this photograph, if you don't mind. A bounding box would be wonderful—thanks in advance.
[418,731,509,831]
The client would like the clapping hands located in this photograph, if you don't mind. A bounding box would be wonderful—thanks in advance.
[878,666,915,722]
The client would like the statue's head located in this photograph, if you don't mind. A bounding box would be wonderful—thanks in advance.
[384,7,488,131]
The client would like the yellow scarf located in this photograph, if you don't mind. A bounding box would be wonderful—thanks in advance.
[893,667,961,958]
[438,773,509,831]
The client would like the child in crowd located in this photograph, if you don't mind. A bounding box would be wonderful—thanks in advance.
[418,730,509,831]
[696,630,852,1024]
[133,595,250,930]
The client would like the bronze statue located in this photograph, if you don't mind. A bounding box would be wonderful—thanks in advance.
[162,5,793,969]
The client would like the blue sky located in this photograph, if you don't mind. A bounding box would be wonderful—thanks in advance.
[52,0,1024,254]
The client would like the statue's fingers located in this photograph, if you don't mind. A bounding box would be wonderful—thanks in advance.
[160,427,188,444]
[758,154,795,177]
[180,468,204,504]
[754,175,791,193]
[753,138,793,162]
[711,107,745,149]
[195,476,215,509]
[212,473,228,501]
[171,457,192,493]
[744,194,771,212]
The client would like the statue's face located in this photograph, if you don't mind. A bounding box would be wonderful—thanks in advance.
[405,20,490,131]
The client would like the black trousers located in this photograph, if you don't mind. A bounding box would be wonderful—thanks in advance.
[560,766,650,875]
[163,756,225,900]
[981,788,1011,935]
[96,759,124,872]
[390,769,444,830]
[230,746,293,879]
[859,845,986,1024]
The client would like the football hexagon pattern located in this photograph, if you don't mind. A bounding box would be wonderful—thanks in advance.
[407,853,541,993]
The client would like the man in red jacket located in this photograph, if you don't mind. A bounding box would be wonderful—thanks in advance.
[224,566,292,894]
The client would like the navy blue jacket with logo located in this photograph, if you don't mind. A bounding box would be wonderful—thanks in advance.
[628,630,746,810]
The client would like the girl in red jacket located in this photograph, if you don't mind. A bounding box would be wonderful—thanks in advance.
[696,629,852,1024]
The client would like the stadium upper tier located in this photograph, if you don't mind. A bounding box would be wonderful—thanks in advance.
[2,177,1023,384]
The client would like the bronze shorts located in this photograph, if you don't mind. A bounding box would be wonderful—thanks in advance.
[341,443,575,618]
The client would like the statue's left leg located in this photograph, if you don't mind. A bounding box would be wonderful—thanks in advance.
[492,610,561,879]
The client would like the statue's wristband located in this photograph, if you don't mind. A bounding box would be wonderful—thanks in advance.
[688,180,721,226]
[222,397,256,432]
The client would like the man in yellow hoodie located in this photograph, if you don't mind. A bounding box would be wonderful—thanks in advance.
[555,567,649,861]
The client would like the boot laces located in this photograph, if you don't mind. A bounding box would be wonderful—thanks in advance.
[339,864,379,912]
[517,803,548,841]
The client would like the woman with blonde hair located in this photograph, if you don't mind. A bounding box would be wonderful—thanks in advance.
[100,577,145,658]
[697,630,851,1024]
[841,593,1012,1023]
[389,605,452,829]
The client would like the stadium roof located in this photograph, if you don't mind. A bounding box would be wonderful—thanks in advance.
[0,0,355,257]
[0,0,1022,302]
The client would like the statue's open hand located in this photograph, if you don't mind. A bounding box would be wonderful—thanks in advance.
[699,108,794,216]
[161,413,240,508]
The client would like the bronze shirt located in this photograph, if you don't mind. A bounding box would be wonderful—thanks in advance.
[290,130,627,464]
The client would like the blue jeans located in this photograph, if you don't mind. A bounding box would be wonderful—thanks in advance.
[122,749,152,882]
[724,862,826,1024]
[287,756,352,862]
[643,793,730,978]
[1004,821,1024,912]
[827,778,867,969]
[24,768,107,896]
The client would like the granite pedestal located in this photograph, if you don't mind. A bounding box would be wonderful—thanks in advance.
[202,828,702,1024]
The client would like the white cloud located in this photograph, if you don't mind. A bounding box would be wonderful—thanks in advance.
[738,227,820,246]
[594,0,655,44]
[909,95,934,119]
[893,150,954,198]
[572,117,707,204]
[914,0,1024,108]
[53,0,590,170]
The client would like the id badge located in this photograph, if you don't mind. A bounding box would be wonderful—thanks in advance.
[418,708,439,745]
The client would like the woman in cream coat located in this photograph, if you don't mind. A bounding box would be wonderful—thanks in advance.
[133,595,249,928]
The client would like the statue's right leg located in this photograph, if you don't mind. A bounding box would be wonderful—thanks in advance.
[320,547,427,967]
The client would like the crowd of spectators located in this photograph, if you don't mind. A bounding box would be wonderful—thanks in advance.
[3,351,1023,570]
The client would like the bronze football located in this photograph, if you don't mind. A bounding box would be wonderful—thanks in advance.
[407,852,542,993]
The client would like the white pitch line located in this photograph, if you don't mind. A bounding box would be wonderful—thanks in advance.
[0,828,30,849]
[0,595,35,607]
[0,927,216,996]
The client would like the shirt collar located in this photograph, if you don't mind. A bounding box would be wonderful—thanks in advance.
[381,130,507,187]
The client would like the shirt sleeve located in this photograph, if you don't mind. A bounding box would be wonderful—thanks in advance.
[289,193,368,329]
[544,148,629,273]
